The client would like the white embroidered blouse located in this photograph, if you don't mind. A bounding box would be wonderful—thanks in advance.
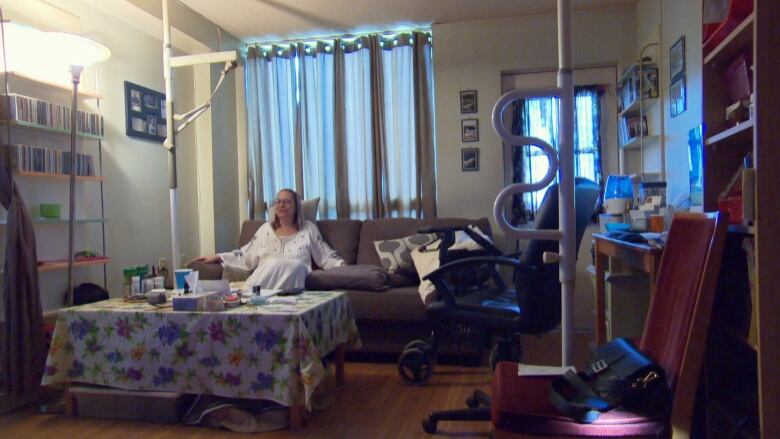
[218,220,345,276]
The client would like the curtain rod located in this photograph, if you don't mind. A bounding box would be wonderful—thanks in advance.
[245,27,431,48]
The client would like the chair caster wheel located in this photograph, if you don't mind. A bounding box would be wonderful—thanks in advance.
[422,416,437,434]
[398,347,434,384]
[403,339,429,352]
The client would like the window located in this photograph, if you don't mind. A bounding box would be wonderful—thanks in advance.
[245,32,436,220]
[513,86,603,220]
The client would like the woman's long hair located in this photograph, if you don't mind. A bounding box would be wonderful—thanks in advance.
[271,188,304,231]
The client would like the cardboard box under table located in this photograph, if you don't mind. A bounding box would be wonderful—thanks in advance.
[69,385,189,423]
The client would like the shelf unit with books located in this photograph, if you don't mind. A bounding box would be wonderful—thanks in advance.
[617,58,663,179]
[0,72,108,315]
[702,3,780,437]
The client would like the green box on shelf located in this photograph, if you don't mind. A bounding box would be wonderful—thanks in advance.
[39,203,61,219]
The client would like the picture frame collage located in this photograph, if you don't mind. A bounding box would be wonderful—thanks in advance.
[669,36,686,118]
[459,90,479,172]
[124,81,167,142]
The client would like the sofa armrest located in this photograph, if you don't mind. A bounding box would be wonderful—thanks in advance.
[187,261,223,280]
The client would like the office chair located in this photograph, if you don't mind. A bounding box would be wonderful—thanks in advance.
[398,179,600,385]
[424,212,727,437]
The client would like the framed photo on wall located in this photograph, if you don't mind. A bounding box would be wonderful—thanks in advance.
[461,147,479,172]
[670,76,686,118]
[669,36,685,83]
[460,90,477,114]
[125,81,167,142]
[461,118,479,142]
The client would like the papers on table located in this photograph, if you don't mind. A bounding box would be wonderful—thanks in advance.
[196,279,230,295]
[517,363,576,377]
[267,296,297,305]
[259,288,282,298]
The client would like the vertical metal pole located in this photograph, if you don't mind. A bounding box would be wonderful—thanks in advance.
[162,0,180,269]
[67,65,83,307]
[657,22,666,181]
[557,0,576,366]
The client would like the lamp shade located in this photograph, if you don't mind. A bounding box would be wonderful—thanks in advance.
[0,21,110,75]
[48,32,111,68]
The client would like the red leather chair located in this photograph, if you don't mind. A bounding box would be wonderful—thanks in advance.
[489,212,727,437]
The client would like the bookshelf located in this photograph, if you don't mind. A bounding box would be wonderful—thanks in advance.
[0,73,108,315]
[702,3,780,437]
[617,58,663,178]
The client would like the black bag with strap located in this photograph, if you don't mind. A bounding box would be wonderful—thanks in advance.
[549,337,671,424]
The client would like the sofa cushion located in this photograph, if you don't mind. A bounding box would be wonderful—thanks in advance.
[305,265,388,291]
[239,220,266,247]
[386,272,419,288]
[345,287,427,321]
[356,217,494,267]
[357,218,426,266]
[373,233,435,275]
[316,219,362,265]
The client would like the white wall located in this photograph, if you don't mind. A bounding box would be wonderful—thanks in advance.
[661,0,702,205]
[633,0,703,205]
[433,5,637,238]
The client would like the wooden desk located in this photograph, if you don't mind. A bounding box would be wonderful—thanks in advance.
[593,233,662,345]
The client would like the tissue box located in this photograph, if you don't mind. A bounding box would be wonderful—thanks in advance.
[172,291,223,311]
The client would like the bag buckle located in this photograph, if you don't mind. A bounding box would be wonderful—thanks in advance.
[633,371,659,389]
[591,359,608,374]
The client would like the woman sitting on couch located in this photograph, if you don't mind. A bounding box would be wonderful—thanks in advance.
[191,188,345,289]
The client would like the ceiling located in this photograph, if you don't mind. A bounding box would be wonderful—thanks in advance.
[178,0,635,43]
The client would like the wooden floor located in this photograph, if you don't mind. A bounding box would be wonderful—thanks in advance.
[0,361,494,438]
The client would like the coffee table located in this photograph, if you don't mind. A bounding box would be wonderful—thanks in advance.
[42,290,360,428]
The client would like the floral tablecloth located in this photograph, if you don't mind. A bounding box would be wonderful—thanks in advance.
[42,291,360,410]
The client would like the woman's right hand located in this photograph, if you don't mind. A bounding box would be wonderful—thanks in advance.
[190,254,221,264]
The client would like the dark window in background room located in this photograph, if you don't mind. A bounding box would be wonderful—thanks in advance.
[511,86,603,222]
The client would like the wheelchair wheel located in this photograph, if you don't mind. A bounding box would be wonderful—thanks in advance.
[403,339,429,352]
[398,347,434,384]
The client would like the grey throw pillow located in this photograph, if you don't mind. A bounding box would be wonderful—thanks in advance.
[373,233,436,275]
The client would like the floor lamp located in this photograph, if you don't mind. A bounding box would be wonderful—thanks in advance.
[1,22,110,306]
[49,34,111,307]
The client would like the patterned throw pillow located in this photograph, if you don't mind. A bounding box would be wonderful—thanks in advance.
[374,233,436,274]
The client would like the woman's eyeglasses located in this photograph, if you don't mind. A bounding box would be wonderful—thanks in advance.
[274,199,294,206]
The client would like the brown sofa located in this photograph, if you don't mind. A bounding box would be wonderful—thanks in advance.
[190,216,492,356]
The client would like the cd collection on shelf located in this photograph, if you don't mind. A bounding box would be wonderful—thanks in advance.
[1,143,96,177]
[0,93,104,137]
[619,115,648,146]
[618,63,659,112]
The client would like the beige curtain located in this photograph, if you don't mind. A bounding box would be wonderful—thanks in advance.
[0,149,45,394]
[413,31,437,218]
[369,35,389,218]
[333,40,351,218]
[245,46,266,220]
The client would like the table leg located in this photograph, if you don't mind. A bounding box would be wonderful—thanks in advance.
[289,404,306,429]
[63,384,75,416]
[334,343,345,386]
[595,247,608,346]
